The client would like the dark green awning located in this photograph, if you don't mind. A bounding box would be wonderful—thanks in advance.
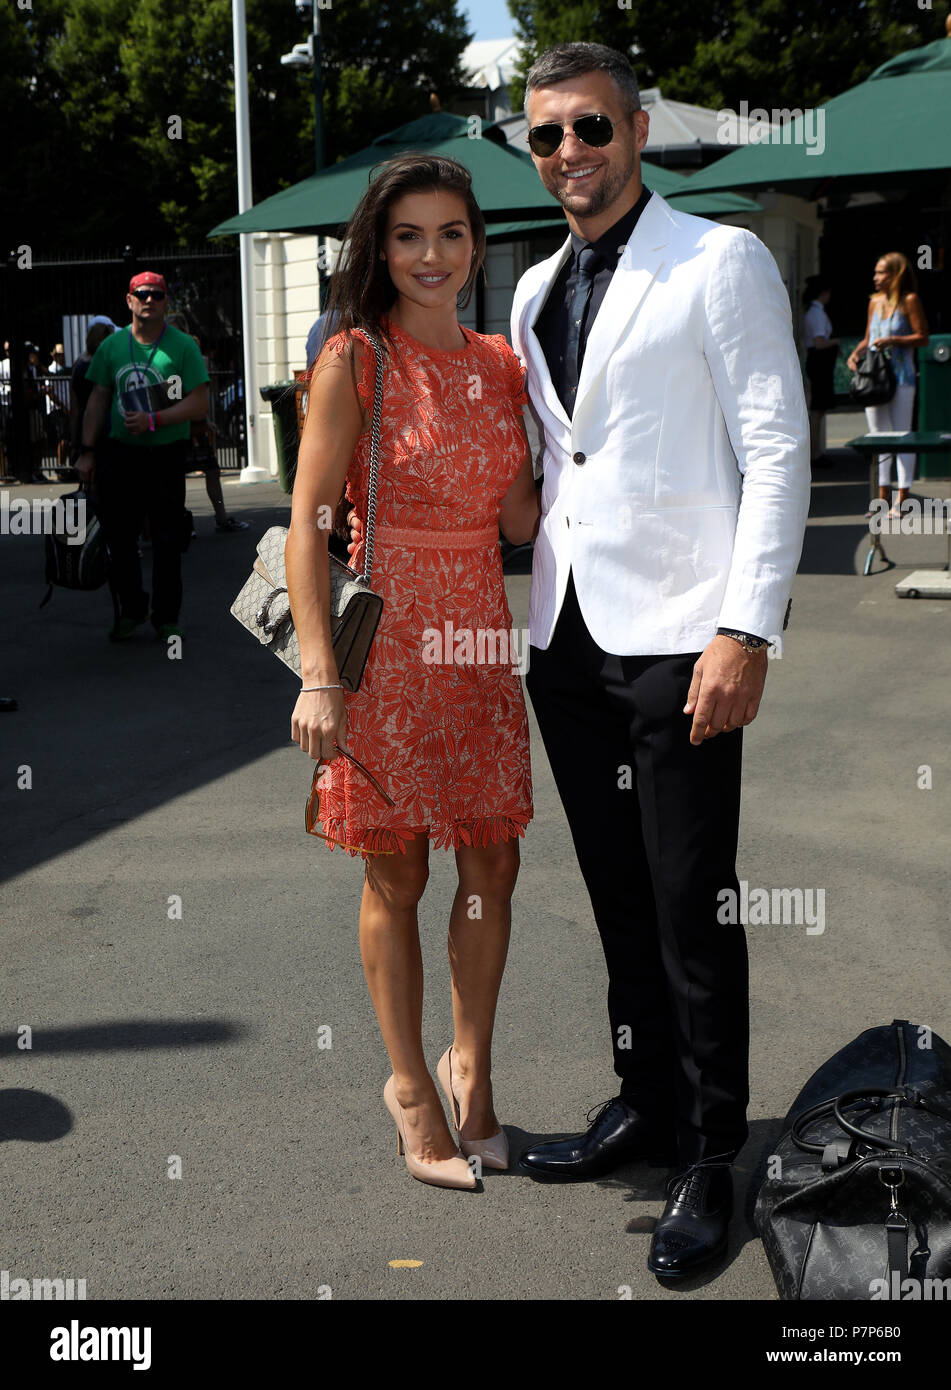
[209,111,760,238]
[683,37,951,196]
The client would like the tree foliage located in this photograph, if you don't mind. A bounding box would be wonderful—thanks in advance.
[2,0,472,254]
[509,0,949,112]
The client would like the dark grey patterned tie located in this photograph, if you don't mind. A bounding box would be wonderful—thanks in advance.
[564,244,601,407]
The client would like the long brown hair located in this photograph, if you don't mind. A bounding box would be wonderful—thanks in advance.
[875,252,917,311]
[325,153,486,359]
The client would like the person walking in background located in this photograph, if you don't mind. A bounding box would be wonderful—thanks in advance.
[77,272,209,642]
[287,153,537,1192]
[305,284,339,372]
[186,331,247,534]
[25,344,49,482]
[43,345,72,475]
[0,340,10,478]
[802,276,839,470]
[69,322,115,465]
[847,253,929,518]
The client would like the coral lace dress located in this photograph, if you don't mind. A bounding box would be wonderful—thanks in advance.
[315,317,534,856]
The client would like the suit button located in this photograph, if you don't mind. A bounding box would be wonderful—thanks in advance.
[573,451,586,465]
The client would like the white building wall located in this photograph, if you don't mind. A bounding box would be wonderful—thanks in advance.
[251,232,321,477]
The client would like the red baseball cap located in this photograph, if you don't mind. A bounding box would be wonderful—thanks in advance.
[129,271,167,294]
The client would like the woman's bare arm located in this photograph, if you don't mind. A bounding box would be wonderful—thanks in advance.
[498,420,540,545]
[285,339,367,759]
[847,298,876,369]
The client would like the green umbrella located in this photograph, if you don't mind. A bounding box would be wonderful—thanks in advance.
[208,111,759,238]
[683,37,951,196]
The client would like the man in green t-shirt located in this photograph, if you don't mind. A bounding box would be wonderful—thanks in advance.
[77,271,210,641]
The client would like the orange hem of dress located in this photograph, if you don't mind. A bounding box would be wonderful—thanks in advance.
[317,814,531,858]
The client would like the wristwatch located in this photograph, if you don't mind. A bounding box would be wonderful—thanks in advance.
[717,627,768,654]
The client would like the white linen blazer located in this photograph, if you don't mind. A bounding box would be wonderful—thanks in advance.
[511,192,811,654]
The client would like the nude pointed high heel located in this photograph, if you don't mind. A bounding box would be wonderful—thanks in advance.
[382,1076,477,1190]
[437,1046,509,1172]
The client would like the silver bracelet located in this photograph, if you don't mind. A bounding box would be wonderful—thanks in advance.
[300,684,343,692]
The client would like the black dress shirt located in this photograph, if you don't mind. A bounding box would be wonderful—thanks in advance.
[532,184,652,418]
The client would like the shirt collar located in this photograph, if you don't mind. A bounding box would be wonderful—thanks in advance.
[569,185,653,266]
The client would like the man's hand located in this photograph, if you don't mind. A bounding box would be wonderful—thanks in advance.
[76,452,95,482]
[683,635,768,746]
[123,411,152,436]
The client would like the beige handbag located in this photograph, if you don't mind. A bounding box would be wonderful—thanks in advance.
[230,333,386,692]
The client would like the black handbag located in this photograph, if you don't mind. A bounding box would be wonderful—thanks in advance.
[849,347,897,406]
[755,1019,951,1300]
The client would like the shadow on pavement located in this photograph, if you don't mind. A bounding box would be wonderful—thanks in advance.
[0,1019,250,1143]
[0,484,295,885]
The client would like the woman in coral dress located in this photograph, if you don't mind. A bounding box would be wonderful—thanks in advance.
[286,154,540,1191]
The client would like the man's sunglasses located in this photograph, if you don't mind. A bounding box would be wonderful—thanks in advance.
[131,289,166,302]
[527,113,622,159]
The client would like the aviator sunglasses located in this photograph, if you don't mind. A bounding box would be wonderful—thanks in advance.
[527,112,625,159]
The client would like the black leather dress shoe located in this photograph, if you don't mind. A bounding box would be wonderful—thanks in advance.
[648,1163,733,1280]
[518,1097,678,1181]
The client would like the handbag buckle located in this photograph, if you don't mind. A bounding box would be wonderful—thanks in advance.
[256,586,290,636]
[879,1165,905,1217]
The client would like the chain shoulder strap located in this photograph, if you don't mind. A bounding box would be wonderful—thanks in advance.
[359,333,386,587]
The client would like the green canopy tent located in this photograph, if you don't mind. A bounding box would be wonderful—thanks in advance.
[681,37,951,198]
[208,110,760,241]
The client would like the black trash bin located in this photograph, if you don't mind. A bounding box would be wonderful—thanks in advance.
[260,380,305,494]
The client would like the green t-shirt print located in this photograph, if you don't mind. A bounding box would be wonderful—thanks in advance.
[87,324,210,447]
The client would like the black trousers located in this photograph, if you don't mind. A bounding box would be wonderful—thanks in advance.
[94,439,187,627]
[525,571,749,1165]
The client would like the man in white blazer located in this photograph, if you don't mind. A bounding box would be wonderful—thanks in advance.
[512,43,811,1281]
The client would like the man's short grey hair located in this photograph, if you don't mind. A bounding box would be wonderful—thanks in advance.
[524,43,641,116]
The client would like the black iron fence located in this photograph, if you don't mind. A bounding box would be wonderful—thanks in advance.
[0,368,245,480]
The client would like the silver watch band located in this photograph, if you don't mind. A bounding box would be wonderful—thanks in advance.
[718,628,767,652]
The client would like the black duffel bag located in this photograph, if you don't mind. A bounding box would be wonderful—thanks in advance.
[755,1018,951,1300]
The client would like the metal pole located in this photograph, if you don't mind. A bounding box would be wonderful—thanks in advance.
[233,0,268,482]
[312,1,324,173]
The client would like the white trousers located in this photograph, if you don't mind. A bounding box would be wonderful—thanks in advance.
[866,384,917,488]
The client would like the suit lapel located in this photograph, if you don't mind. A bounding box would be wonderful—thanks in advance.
[522,237,572,429]
[574,193,675,411]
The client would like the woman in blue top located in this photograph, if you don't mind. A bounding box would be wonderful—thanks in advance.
[847,252,929,517]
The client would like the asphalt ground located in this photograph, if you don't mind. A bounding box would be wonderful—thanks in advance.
[1,426,949,1311]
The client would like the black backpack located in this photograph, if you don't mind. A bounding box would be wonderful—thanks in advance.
[39,485,118,623]
[755,1019,951,1300]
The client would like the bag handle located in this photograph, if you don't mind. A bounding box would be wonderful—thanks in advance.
[791,1088,910,1155]
[790,1084,951,1156]
[357,333,386,588]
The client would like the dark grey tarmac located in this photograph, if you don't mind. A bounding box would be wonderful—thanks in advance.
[2,433,948,1301]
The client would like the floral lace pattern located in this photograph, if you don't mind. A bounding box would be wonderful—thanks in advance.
[314,318,533,855]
